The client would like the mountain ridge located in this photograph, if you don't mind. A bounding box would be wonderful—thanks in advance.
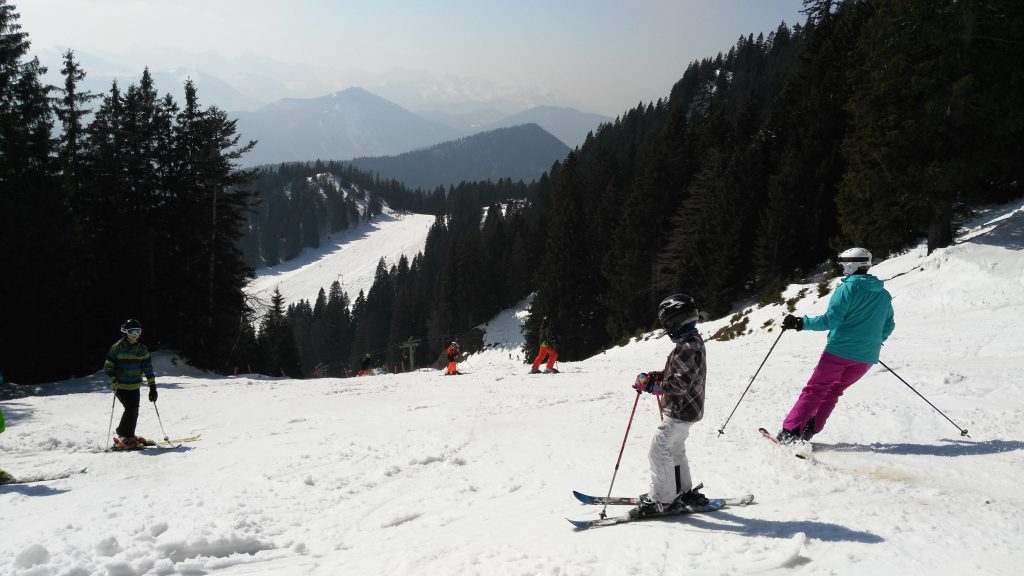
[348,123,570,190]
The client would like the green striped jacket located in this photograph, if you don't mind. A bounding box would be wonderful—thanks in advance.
[104,338,156,390]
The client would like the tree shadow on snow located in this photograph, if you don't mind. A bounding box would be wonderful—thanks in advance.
[958,202,1024,250]
[0,484,71,497]
[2,376,187,400]
[669,510,885,544]
[812,438,1024,457]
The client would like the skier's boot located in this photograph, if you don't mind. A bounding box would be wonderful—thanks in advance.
[113,436,140,450]
[629,493,670,518]
[544,367,559,374]
[529,368,542,374]
[776,428,802,445]
[679,483,709,508]
[801,418,816,442]
[134,436,156,446]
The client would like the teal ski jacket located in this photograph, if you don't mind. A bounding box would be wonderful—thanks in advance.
[803,273,895,364]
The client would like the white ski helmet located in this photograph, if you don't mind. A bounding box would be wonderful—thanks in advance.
[837,247,872,275]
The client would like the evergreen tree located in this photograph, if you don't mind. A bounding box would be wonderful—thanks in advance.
[839,0,1023,254]
[258,288,302,377]
[53,49,95,202]
[0,1,68,381]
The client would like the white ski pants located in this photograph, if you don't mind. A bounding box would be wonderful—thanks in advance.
[648,417,694,504]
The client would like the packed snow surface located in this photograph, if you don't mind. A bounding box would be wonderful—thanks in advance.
[2,201,1023,575]
[246,209,435,309]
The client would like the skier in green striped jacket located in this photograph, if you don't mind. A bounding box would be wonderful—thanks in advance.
[104,319,158,449]
[0,402,9,482]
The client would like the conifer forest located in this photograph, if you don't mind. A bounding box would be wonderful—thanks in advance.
[1,0,1021,383]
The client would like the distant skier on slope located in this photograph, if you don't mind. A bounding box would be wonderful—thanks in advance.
[776,247,895,444]
[529,316,559,374]
[446,341,461,375]
[629,293,710,518]
[104,319,159,450]
[0,404,9,483]
[358,354,372,376]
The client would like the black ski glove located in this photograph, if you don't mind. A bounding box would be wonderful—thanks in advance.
[782,315,804,331]
[148,384,158,402]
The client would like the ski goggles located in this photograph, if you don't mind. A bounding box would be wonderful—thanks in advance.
[125,328,142,337]
[837,256,870,264]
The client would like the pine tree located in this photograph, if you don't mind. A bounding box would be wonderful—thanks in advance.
[258,288,302,377]
[0,2,68,381]
[839,0,1022,254]
[53,49,96,201]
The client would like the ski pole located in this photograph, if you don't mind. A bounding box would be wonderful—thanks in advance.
[105,392,117,449]
[717,329,786,437]
[600,390,642,519]
[152,402,173,445]
[878,359,970,438]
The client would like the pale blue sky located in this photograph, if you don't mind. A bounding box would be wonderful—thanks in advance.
[16,0,806,115]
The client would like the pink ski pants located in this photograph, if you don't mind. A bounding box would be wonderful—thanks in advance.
[783,351,872,434]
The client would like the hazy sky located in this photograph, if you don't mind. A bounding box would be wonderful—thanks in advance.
[16,0,806,115]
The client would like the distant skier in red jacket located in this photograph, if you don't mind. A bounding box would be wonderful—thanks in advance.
[530,316,559,374]
[446,341,461,375]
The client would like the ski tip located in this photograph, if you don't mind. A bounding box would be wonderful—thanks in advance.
[728,494,756,507]
[572,490,596,504]
[566,518,592,530]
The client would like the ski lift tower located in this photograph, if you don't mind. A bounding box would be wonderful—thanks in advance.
[400,336,421,371]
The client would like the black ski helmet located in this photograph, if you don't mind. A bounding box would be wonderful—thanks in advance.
[657,294,698,334]
[121,318,142,335]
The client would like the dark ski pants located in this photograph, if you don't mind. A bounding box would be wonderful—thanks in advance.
[115,388,141,439]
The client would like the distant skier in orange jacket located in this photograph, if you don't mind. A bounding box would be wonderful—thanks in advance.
[530,317,559,374]
[446,341,461,375]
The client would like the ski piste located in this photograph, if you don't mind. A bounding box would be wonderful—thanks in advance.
[758,427,813,460]
[0,467,88,486]
[567,494,755,529]
[110,434,201,451]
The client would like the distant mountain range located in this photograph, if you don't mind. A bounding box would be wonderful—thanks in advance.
[477,106,609,151]
[233,88,465,166]
[233,88,609,167]
[34,49,610,171]
[349,123,571,190]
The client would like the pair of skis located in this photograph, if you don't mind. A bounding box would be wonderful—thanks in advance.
[0,467,88,486]
[569,427,806,529]
[567,490,755,529]
[110,434,202,451]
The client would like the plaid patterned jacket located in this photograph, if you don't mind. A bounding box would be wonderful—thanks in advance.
[657,330,706,422]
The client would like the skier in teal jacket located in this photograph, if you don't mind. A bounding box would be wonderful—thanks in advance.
[777,247,895,444]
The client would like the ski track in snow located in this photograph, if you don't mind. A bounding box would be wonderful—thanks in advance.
[1,202,1023,575]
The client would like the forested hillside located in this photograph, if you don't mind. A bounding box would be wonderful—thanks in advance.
[349,123,570,191]
[2,0,1021,383]
[327,0,1022,372]
[0,1,258,382]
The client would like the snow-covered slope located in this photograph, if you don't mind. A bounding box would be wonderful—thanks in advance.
[2,201,1022,576]
[246,209,435,309]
